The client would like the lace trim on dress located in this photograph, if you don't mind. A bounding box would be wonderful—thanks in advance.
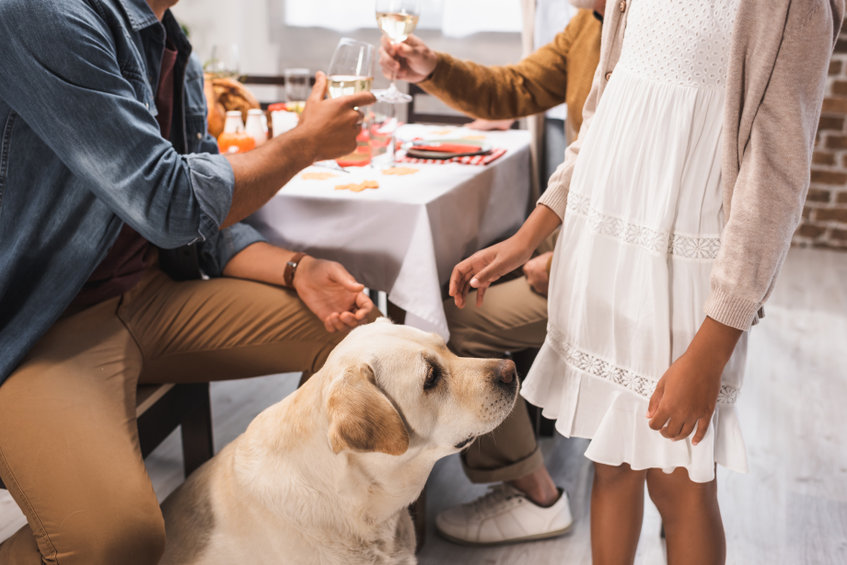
[566,192,722,259]
[546,327,740,405]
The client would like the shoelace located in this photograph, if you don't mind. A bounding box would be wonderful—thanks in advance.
[464,485,524,516]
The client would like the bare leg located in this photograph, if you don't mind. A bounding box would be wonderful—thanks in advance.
[646,467,725,565]
[509,465,559,506]
[591,463,646,565]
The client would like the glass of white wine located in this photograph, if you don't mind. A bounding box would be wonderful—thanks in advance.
[373,0,421,104]
[327,38,375,99]
[203,43,241,79]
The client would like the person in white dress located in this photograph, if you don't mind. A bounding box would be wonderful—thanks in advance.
[449,0,843,562]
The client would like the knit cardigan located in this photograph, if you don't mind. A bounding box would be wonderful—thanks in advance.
[538,0,845,331]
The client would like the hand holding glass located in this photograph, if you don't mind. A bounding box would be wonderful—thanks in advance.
[373,0,421,103]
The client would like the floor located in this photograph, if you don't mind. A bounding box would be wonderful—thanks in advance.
[2,247,846,564]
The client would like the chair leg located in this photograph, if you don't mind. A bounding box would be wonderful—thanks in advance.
[178,382,214,477]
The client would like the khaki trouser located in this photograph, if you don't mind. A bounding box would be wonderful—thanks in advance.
[444,273,549,484]
[0,268,355,565]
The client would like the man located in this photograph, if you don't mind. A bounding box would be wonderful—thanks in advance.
[0,0,376,563]
[379,0,603,546]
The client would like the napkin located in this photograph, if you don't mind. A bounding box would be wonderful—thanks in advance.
[399,147,507,166]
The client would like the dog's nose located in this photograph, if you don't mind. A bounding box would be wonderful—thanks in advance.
[495,359,517,385]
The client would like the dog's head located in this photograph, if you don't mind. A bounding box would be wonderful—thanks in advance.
[323,319,518,458]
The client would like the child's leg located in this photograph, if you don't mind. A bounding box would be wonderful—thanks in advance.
[646,467,725,565]
[591,462,647,565]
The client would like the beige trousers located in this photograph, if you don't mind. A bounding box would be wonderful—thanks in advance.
[444,274,549,483]
[0,268,353,565]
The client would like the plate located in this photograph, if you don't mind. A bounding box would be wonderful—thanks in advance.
[405,139,492,159]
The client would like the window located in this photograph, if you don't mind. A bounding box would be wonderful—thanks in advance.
[283,0,522,36]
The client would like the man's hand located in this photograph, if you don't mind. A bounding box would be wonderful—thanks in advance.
[378,35,438,83]
[296,71,375,161]
[522,252,553,297]
[293,257,376,332]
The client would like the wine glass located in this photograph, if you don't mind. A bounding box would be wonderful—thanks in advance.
[373,0,421,104]
[369,101,399,169]
[284,68,311,114]
[204,43,241,79]
[327,38,375,169]
[327,38,375,98]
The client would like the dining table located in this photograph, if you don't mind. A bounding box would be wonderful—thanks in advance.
[246,124,532,340]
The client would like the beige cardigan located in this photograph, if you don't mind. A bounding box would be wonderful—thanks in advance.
[539,0,845,331]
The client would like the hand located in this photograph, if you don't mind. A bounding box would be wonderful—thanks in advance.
[293,257,376,332]
[378,35,438,83]
[646,350,723,445]
[449,237,535,309]
[296,71,375,161]
[522,252,553,297]
[647,317,743,445]
[467,118,515,131]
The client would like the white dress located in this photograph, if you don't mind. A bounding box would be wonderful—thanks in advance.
[521,0,747,483]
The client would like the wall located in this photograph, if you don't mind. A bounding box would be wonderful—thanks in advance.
[170,0,523,98]
[796,20,847,251]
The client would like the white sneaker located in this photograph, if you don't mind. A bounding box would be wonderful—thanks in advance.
[435,484,574,546]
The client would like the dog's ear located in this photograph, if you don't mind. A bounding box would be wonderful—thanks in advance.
[326,363,409,456]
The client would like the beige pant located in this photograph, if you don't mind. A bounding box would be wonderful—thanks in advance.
[0,268,354,565]
[444,274,549,483]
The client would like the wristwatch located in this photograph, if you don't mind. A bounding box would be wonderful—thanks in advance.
[283,252,307,288]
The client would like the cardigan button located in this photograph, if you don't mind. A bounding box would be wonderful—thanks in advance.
[619,0,627,12]
[604,71,613,81]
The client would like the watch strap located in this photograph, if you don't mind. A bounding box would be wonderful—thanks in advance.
[283,252,307,288]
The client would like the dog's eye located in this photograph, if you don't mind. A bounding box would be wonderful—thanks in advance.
[424,362,442,391]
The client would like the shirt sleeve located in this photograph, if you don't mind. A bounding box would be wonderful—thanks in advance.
[418,14,580,119]
[0,0,234,249]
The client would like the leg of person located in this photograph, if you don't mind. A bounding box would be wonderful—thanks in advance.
[436,277,571,545]
[117,269,368,386]
[591,463,647,565]
[646,467,725,565]
[0,299,166,565]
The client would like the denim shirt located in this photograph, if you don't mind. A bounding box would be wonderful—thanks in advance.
[0,0,266,384]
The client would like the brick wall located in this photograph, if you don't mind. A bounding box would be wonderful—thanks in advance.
[795,21,847,250]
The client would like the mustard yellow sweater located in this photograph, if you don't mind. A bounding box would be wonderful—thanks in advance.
[419,10,601,143]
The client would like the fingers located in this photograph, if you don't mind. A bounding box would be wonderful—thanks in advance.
[692,417,710,446]
[647,379,664,418]
[308,71,327,103]
[339,90,377,109]
[475,283,489,307]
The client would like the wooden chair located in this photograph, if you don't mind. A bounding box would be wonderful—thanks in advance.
[0,382,214,490]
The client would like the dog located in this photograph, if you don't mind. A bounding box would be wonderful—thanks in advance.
[159,318,518,564]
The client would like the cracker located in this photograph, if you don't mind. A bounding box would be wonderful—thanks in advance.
[301,171,339,180]
[382,167,419,176]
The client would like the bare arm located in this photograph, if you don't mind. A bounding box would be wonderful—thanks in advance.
[449,205,561,308]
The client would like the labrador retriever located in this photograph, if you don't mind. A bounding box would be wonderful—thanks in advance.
[159,318,518,564]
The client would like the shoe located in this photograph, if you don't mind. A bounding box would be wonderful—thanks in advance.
[435,484,574,546]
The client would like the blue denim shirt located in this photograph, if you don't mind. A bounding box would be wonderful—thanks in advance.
[0,0,265,384]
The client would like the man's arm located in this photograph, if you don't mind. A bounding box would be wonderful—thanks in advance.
[378,13,592,120]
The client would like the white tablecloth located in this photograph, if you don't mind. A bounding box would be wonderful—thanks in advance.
[247,125,531,339]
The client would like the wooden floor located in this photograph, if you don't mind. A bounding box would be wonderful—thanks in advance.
[2,247,846,564]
